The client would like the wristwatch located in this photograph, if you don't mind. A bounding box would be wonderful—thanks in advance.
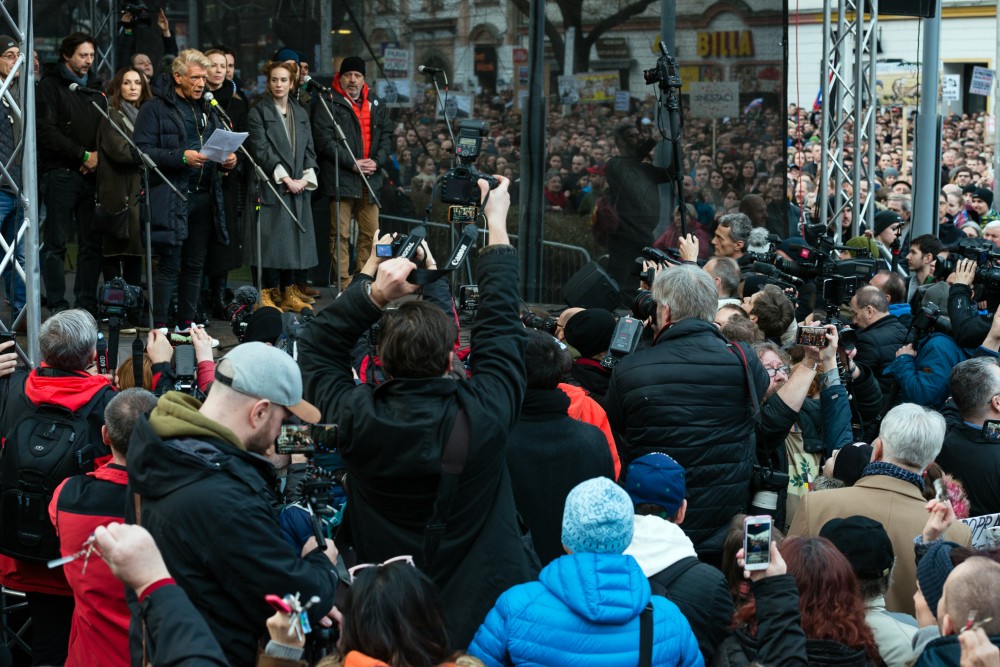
[364,280,383,308]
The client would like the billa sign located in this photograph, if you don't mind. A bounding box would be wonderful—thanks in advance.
[696,31,755,58]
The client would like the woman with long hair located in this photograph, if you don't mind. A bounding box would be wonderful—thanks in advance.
[245,60,318,312]
[717,536,881,666]
[315,560,482,667]
[96,67,152,288]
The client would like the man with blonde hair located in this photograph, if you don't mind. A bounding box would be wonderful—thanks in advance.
[134,49,237,331]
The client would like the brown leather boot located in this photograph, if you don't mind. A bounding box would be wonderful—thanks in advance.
[260,287,282,311]
[286,285,316,304]
[279,288,311,313]
[295,282,320,298]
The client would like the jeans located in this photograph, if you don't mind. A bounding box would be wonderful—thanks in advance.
[152,192,212,327]
[0,190,25,321]
[40,169,102,313]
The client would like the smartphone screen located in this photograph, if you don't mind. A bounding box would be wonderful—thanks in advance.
[984,420,1000,443]
[796,325,828,348]
[743,515,772,570]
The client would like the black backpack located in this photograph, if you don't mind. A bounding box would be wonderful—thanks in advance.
[0,397,105,562]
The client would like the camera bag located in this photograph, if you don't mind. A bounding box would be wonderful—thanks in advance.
[0,391,104,562]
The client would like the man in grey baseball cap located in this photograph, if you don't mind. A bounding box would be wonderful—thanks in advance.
[125,341,336,666]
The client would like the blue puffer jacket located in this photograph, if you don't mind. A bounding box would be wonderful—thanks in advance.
[467,553,704,667]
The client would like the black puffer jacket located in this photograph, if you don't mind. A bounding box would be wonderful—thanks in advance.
[854,315,907,391]
[133,73,228,247]
[604,318,768,558]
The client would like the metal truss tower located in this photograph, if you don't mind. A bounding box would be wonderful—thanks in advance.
[818,0,878,242]
[88,0,118,82]
[0,0,40,365]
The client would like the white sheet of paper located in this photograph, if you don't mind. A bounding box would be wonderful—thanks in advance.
[201,129,248,163]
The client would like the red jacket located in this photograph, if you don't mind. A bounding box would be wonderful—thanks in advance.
[49,462,130,667]
[0,367,115,595]
[559,383,620,479]
[333,73,372,160]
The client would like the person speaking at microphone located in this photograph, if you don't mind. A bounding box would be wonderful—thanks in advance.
[245,60,318,313]
[134,49,237,333]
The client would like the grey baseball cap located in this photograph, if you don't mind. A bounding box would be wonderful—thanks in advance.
[214,342,321,423]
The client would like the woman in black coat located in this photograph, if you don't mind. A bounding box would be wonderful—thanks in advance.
[96,67,151,287]
[245,61,318,312]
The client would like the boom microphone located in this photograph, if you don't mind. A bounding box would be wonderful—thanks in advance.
[418,65,443,75]
[752,262,804,286]
[746,227,772,255]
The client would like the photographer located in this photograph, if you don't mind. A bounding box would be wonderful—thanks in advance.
[145,327,216,396]
[752,327,853,531]
[948,257,993,348]
[298,175,539,647]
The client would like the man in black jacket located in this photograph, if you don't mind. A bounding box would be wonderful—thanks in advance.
[126,342,338,666]
[506,330,614,566]
[36,32,104,316]
[938,357,1000,516]
[851,286,907,393]
[133,49,237,330]
[298,176,539,647]
[604,263,768,562]
[622,453,733,663]
[313,56,392,287]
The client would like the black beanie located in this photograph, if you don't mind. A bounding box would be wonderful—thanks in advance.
[339,56,366,77]
[831,444,873,486]
[564,309,616,359]
[973,187,994,208]
[873,209,903,235]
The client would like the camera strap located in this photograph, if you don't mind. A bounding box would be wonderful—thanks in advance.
[408,223,478,286]
[727,342,761,422]
[422,407,470,571]
[639,602,654,667]
[132,335,145,389]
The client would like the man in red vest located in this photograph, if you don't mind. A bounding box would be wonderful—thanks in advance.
[313,56,392,287]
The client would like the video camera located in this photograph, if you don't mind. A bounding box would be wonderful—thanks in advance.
[439,120,499,220]
[121,3,152,26]
[277,422,342,552]
[936,238,1000,297]
[908,302,952,345]
[98,277,143,320]
[521,312,558,335]
[601,316,644,369]
[226,285,260,343]
[632,246,682,286]
[277,423,339,456]
[375,226,426,260]
[171,344,202,398]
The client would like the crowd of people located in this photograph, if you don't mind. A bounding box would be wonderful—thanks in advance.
[4,14,1000,667]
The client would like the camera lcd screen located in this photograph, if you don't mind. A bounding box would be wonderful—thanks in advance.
[104,287,126,305]
[796,326,828,348]
[375,244,393,258]
[276,423,339,455]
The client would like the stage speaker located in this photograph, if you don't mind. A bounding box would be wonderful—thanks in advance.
[866,0,936,18]
[563,261,621,311]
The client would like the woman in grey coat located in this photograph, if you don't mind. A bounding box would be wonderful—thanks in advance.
[246,60,318,312]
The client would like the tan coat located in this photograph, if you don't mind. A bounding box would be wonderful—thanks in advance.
[787,474,971,616]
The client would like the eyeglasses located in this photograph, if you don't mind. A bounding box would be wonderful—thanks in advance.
[347,554,414,583]
[0,52,17,62]
[764,365,791,377]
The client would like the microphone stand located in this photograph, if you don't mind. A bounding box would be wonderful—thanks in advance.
[90,99,187,330]
[313,86,382,293]
[654,42,687,238]
[422,70,458,170]
[205,99,302,306]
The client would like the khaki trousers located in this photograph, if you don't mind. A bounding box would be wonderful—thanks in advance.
[329,189,379,283]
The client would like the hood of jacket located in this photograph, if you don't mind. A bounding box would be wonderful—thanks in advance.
[128,392,271,500]
[539,553,650,625]
[25,366,113,411]
[622,514,698,578]
[332,72,369,108]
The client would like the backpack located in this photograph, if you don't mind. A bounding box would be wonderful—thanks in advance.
[0,398,105,562]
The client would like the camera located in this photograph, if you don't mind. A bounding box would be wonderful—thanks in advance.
[226,286,260,343]
[458,285,479,323]
[98,277,143,320]
[643,42,681,91]
[121,3,152,26]
[632,246,682,287]
[936,238,1000,295]
[521,312,557,335]
[631,290,657,321]
[375,226,427,261]
[172,344,202,398]
[440,120,499,208]
[909,302,952,343]
[276,423,339,456]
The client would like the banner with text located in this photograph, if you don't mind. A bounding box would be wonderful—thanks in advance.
[689,81,739,118]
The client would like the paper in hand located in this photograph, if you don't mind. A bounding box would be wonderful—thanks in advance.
[201,129,248,163]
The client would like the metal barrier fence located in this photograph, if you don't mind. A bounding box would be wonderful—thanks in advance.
[378,213,592,304]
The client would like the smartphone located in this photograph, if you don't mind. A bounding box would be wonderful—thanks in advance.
[984,419,1000,443]
[796,325,828,348]
[0,331,14,345]
[743,515,772,571]
[276,423,339,455]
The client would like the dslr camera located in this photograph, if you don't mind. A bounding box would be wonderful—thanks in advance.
[936,238,1000,292]
[521,312,557,335]
[440,120,499,213]
[98,277,143,320]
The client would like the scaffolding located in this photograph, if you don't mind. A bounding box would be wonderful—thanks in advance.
[0,0,39,365]
[88,0,117,82]
[818,0,878,242]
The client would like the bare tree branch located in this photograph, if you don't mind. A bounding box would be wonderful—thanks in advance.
[509,0,567,72]
[582,0,658,49]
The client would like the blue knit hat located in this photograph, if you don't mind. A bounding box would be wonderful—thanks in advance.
[917,540,958,619]
[623,453,686,515]
[561,478,634,555]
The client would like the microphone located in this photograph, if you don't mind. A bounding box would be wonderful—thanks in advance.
[68,83,104,95]
[202,92,233,127]
[302,75,329,93]
[752,262,804,286]
[746,227,772,255]
[418,65,443,75]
